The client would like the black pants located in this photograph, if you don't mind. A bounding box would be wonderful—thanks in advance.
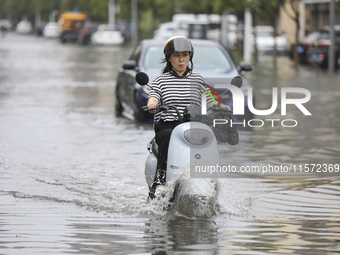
[154,120,181,183]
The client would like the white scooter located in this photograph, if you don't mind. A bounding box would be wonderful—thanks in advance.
[136,72,240,217]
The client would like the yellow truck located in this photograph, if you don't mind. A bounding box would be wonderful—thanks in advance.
[58,12,86,43]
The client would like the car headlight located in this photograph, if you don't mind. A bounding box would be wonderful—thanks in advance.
[184,129,211,145]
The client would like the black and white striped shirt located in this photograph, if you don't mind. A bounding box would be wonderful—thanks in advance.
[149,72,213,122]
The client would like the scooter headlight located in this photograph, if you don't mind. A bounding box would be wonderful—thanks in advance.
[184,129,211,145]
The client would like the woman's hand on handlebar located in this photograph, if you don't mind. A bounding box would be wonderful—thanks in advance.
[221,104,231,111]
[147,97,159,113]
[208,103,232,115]
[207,101,231,113]
[219,104,232,115]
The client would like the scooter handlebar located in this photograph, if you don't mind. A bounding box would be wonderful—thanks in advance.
[209,105,233,114]
[143,104,233,116]
[142,104,166,112]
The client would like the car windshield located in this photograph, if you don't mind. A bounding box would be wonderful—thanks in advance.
[144,45,233,73]
[303,32,319,43]
[257,31,273,37]
[317,30,340,40]
[317,31,330,40]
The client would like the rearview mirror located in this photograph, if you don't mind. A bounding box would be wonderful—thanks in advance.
[135,72,149,85]
[122,60,137,70]
[239,61,253,72]
[231,76,243,88]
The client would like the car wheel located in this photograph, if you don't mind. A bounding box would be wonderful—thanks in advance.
[115,88,123,117]
[60,34,66,44]
[133,92,142,122]
[321,58,328,69]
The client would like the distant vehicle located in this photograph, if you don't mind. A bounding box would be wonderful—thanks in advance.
[1,19,10,37]
[289,31,320,64]
[172,14,221,41]
[153,22,175,40]
[154,14,238,49]
[91,24,124,46]
[115,39,253,123]
[43,22,59,38]
[77,22,98,45]
[225,24,238,50]
[0,19,11,30]
[253,26,289,55]
[16,20,32,34]
[307,26,340,68]
[58,12,86,43]
[35,22,47,36]
[187,23,209,39]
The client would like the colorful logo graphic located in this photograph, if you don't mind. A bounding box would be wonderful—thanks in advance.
[199,83,222,107]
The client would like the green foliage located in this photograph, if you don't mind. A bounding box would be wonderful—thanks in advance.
[213,0,248,15]
[0,0,35,20]
[176,0,213,14]
[5,0,337,41]
[248,0,286,24]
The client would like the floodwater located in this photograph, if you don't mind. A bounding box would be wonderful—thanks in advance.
[0,33,340,254]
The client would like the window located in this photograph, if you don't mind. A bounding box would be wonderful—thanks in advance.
[194,46,233,73]
[143,45,233,73]
[144,46,164,70]
[130,43,143,63]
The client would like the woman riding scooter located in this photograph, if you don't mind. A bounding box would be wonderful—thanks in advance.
[146,36,230,199]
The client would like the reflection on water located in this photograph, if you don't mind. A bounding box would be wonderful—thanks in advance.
[0,34,339,254]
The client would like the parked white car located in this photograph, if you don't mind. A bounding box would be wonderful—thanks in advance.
[153,22,175,40]
[16,20,32,34]
[43,22,59,38]
[91,24,124,46]
[0,19,12,30]
[253,26,289,54]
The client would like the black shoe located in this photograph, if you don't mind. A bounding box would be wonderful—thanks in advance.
[148,183,166,200]
[148,185,156,200]
[155,169,166,185]
[148,169,166,200]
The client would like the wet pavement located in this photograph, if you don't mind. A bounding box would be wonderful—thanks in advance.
[0,32,340,254]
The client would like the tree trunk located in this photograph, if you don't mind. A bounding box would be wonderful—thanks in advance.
[271,17,278,68]
[253,17,258,64]
[293,17,300,68]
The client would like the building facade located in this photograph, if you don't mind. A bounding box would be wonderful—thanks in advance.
[280,0,339,43]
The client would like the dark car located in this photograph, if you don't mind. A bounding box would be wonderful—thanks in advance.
[289,31,319,64]
[115,39,253,123]
[307,26,340,68]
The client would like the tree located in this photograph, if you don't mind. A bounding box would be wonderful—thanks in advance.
[283,0,301,68]
[0,0,35,22]
[175,0,213,14]
[214,0,248,15]
[248,0,286,66]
